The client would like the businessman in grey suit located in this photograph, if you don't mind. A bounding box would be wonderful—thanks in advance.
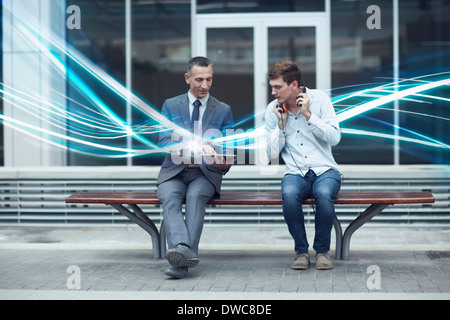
[157,56,234,279]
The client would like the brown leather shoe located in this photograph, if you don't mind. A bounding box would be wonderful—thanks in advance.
[315,252,333,270]
[291,252,310,270]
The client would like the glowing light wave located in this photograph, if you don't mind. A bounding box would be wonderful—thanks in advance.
[1,3,449,161]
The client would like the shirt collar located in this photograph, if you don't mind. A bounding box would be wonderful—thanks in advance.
[188,90,209,107]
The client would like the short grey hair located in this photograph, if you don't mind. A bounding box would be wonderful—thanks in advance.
[187,56,213,75]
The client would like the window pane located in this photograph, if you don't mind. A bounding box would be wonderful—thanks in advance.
[268,26,316,92]
[66,0,126,165]
[0,4,3,166]
[398,1,450,164]
[331,0,394,164]
[131,0,191,165]
[197,0,324,13]
[207,27,254,164]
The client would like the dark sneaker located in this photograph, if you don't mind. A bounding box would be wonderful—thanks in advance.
[165,266,188,279]
[166,244,199,268]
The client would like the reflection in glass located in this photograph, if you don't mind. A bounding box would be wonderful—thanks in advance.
[207,28,254,164]
[197,0,324,13]
[331,0,394,164]
[0,4,3,166]
[131,0,191,165]
[66,0,126,165]
[398,0,450,164]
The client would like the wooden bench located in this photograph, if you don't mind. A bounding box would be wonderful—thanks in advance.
[65,191,434,260]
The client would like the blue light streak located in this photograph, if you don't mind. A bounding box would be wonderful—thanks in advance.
[1,4,448,161]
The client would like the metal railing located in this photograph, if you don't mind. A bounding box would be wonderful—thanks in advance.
[0,166,448,227]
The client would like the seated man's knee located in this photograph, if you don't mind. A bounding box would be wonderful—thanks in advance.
[158,186,184,204]
[186,190,211,205]
[313,185,334,202]
[282,179,309,202]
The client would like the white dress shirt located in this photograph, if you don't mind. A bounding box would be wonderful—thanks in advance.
[264,87,341,177]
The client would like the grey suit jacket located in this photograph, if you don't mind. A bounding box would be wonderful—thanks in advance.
[157,93,233,194]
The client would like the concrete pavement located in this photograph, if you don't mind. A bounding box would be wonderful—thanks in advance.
[0,225,449,300]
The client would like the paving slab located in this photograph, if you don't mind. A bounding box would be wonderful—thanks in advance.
[0,226,449,300]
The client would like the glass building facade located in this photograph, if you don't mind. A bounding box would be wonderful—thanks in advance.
[1,0,449,167]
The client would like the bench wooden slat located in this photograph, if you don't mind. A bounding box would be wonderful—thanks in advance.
[65,191,434,206]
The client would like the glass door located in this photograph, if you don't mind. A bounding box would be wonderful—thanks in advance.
[195,12,330,164]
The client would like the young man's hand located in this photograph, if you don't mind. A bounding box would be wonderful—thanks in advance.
[296,93,311,120]
[273,103,288,130]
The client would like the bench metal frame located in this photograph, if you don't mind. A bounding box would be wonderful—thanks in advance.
[65,191,434,260]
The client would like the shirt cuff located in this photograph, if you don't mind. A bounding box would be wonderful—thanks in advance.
[307,113,319,126]
[277,125,286,136]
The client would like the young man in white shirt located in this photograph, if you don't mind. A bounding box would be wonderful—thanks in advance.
[264,61,341,270]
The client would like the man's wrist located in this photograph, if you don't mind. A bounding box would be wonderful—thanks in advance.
[304,111,312,121]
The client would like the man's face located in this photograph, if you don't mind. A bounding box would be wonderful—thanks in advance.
[185,65,214,99]
[269,77,297,104]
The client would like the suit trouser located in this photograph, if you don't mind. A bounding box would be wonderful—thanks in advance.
[157,169,216,255]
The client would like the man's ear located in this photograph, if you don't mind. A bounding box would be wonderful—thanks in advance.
[290,80,299,88]
[184,73,190,84]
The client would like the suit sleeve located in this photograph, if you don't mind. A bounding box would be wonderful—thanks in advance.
[158,100,173,148]
[221,106,234,154]
[158,100,185,151]
[222,106,234,134]
[220,106,234,174]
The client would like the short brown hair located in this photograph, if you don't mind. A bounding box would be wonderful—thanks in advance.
[268,61,301,85]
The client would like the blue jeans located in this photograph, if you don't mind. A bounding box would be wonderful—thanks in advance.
[281,169,341,254]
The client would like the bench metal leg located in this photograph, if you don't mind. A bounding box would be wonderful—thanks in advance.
[333,216,343,260]
[341,204,390,260]
[109,204,162,259]
[159,217,340,259]
[159,220,166,258]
